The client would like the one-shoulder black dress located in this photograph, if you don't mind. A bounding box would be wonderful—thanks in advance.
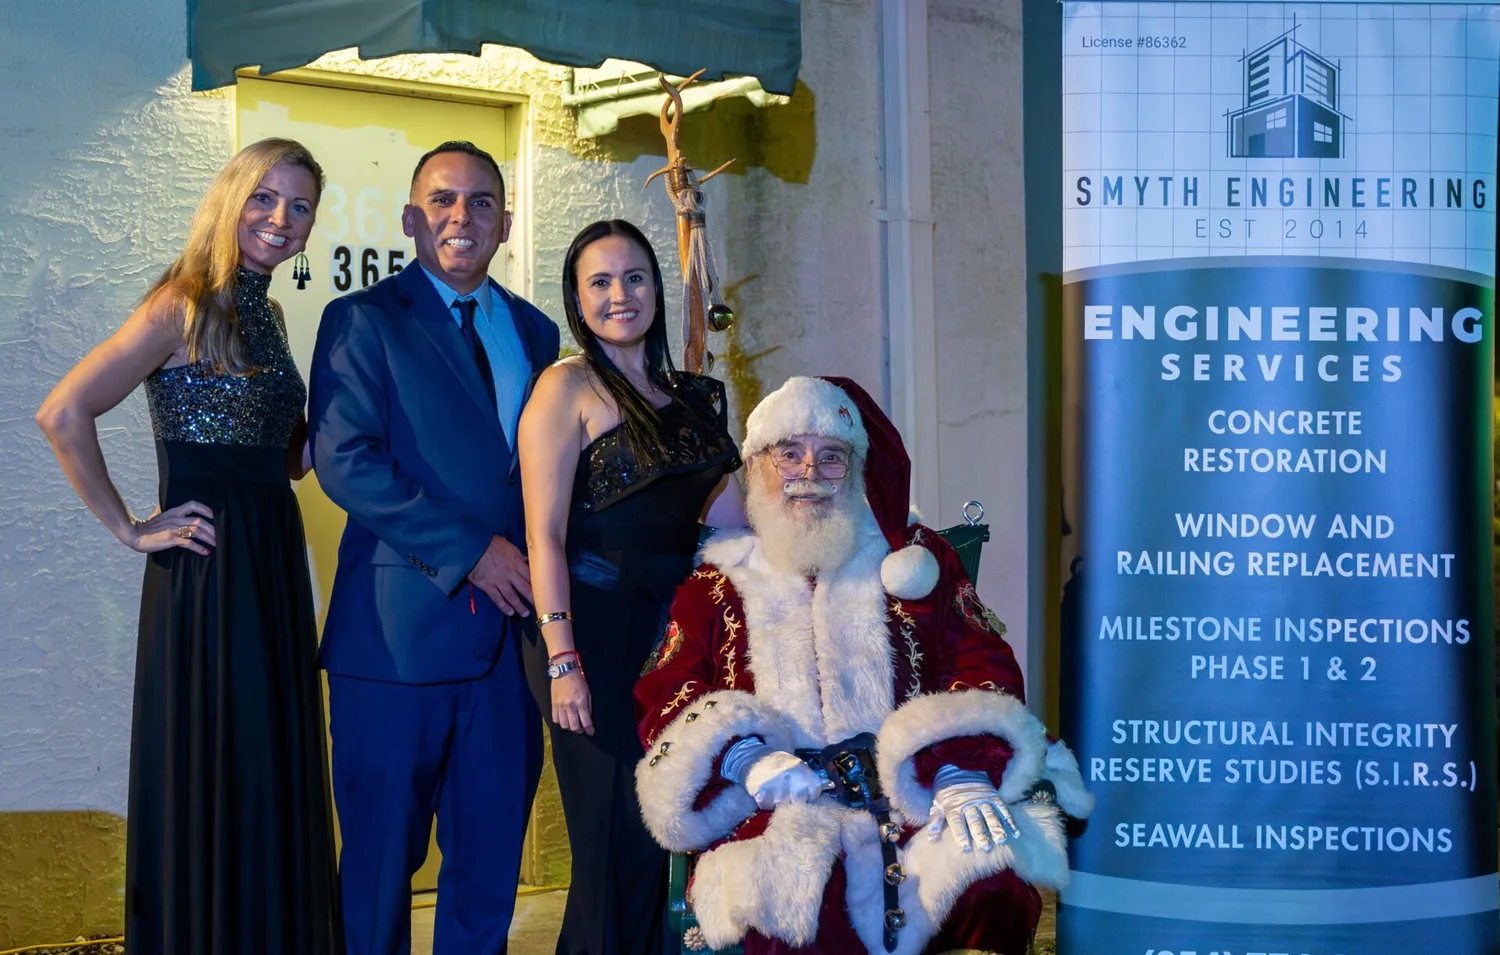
[522,374,740,955]
[130,267,342,954]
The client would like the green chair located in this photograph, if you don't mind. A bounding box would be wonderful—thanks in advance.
[934,500,990,584]
[667,503,992,954]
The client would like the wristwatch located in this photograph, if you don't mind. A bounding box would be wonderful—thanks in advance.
[547,658,581,680]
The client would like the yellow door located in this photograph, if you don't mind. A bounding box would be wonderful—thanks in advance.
[236,74,516,894]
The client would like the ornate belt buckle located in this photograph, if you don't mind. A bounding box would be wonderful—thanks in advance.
[821,731,880,809]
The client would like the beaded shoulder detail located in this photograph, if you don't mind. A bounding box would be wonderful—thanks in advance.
[574,375,740,512]
[144,267,305,446]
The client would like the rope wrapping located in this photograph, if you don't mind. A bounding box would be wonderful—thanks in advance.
[670,176,727,360]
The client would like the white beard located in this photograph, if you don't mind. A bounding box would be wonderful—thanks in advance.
[745,468,866,577]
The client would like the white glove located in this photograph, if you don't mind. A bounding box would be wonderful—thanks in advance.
[926,765,1019,853]
[721,737,827,810]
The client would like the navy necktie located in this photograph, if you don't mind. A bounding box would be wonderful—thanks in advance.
[455,297,497,412]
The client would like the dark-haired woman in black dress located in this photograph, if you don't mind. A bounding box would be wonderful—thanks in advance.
[518,219,745,955]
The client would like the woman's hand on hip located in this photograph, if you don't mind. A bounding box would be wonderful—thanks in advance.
[551,671,594,736]
[128,500,215,556]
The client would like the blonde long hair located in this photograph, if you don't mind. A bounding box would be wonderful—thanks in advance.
[148,138,324,375]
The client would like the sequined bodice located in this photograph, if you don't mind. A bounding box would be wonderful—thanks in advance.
[568,376,740,565]
[572,376,740,514]
[145,268,306,447]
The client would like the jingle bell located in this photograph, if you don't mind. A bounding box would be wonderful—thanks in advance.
[706,303,735,332]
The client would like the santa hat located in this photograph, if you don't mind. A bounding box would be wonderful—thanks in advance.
[742,376,940,600]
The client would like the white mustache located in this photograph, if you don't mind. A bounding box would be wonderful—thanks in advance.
[782,479,838,499]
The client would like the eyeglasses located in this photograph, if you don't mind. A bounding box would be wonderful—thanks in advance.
[769,443,853,480]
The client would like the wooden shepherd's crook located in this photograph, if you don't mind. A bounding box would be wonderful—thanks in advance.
[645,70,734,375]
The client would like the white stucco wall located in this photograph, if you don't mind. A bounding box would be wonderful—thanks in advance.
[0,0,235,940]
[0,0,234,818]
[713,0,887,396]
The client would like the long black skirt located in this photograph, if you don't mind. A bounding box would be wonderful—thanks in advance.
[126,442,342,954]
[522,572,673,955]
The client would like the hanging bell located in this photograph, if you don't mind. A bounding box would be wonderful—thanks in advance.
[706,303,735,333]
[703,350,716,373]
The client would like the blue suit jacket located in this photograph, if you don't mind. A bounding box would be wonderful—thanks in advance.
[308,264,560,684]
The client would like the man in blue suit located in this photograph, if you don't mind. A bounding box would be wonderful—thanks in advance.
[308,141,560,955]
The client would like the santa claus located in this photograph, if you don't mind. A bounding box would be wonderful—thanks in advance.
[634,376,1092,955]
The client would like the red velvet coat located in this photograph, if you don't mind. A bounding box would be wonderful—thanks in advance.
[633,523,1092,955]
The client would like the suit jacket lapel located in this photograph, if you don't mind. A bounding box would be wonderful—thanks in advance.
[397,265,508,444]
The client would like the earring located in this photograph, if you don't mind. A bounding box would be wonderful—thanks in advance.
[293,252,310,290]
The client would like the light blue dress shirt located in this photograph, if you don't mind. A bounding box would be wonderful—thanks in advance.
[417,264,529,445]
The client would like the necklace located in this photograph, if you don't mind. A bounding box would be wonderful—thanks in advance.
[622,371,660,395]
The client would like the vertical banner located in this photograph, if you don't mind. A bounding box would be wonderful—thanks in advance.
[1058,3,1500,953]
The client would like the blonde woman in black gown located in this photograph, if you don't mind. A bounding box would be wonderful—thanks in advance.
[519,219,746,955]
[36,139,342,955]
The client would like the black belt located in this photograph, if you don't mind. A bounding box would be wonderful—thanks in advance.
[566,546,690,603]
[796,732,906,953]
[566,547,623,591]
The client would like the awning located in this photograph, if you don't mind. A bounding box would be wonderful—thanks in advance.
[187,0,802,95]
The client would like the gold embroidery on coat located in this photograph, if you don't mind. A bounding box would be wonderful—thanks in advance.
[948,679,1004,694]
[718,606,743,688]
[954,580,1006,637]
[692,567,730,605]
[653,619,686,669]
[889,597,923,700]
[661,680,700,718]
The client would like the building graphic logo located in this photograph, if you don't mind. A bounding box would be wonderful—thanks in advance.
[1227,24,1347,159]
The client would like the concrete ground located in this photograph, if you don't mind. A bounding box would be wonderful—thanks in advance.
[411,889,568,955]
[409,888,1057,955]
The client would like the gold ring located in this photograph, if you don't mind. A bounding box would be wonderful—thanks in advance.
[178,526,193,539]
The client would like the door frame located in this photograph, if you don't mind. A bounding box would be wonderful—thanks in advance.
[234,65,535,302]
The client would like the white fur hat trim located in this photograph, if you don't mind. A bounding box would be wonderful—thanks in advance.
[743,377,869,457]
[881,544,940,600]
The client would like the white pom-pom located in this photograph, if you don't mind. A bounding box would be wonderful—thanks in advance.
[881,545,940,599]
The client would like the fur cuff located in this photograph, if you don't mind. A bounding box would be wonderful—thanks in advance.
[1045,739,1095,819]
[877,690,1048,820]
[903,798,1071,924]
[881,544,940,599]
[691,802,845,949]
[698,805,944,955]
[635,690,798,852]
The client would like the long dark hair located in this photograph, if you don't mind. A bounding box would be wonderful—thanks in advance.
[562,219,678,466]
